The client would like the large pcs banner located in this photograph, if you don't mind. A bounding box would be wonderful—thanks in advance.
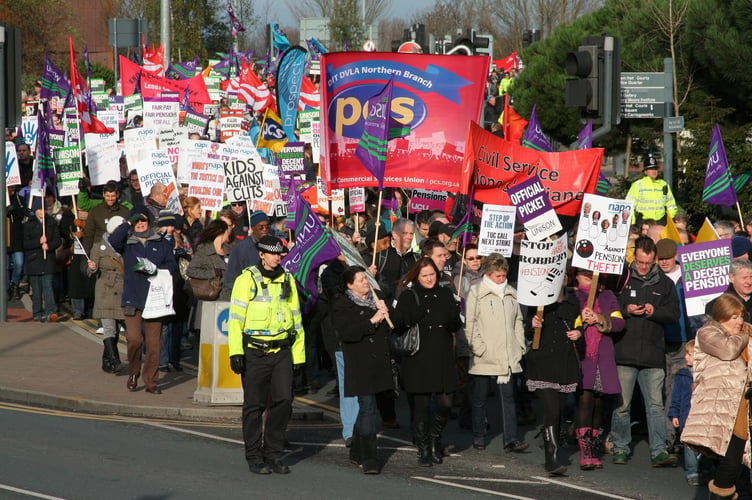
[461,122,603,216]
[319,52,488,192]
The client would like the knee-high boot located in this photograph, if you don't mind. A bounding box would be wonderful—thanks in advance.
[414,421,433,467]
[429,414,449,464]
[541,425,567,475]
[102,337,123,373]
[576,427,595,470]
[588,428,603,468]
[360,434,380,474]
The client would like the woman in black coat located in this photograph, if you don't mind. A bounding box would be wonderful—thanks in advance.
[331,265,393,475]
[525,274,582,476]
[392,257,462,466]
[23,208,62,322]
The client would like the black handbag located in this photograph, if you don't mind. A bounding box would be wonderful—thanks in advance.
[391,289,421,357]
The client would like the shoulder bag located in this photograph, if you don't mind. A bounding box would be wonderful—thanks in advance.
[391,289,421,357]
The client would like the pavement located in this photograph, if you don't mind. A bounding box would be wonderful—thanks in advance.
[0,293,330,423]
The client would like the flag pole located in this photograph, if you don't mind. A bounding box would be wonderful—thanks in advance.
[371,189,384,268]
[736,201,745,229]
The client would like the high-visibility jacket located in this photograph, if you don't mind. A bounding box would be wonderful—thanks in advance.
[228,265,305,364]
[625,176,678,222]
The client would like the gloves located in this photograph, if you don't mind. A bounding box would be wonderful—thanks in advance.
[129,213,148,225]
[134,257,157,275]
[230,355,246,374]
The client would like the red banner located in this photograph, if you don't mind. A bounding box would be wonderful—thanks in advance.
[460,121,603,216]
[119,56,211,107]
[320,52,488,192]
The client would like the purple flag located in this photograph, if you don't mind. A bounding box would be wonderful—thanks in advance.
[355,76,395,190]
[40,54,71,101]
[702,123,737,206]
[521,104,552,152]
[226,0,246,36]
[577,120,593,149]
[36,105,57,192]
[281,195,341,302]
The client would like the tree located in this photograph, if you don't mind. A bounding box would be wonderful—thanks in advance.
[330,0,365,49]
[0,0,78,83]
[286,0,391,28]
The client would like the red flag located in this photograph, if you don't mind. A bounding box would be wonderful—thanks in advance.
[502,94,527,144]
[493,52,519,73]
[238,59,274,111]
[298,76,320,110]
[142,36,164,75]
[69,38,114,134]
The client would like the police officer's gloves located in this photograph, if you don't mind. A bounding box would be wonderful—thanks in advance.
[230,355,246,374]
[134,257,157,275]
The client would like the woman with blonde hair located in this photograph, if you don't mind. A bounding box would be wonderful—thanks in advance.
[181,196,203,253]
[682,293,752,499]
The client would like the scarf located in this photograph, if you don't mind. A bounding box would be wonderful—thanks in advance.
[482,275,508,297]
[346,289,377,310]
[578,284,603,360]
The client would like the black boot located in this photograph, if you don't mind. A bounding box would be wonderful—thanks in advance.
[414,421,433,467]
[8,282,16,301]
[360,434,380,474]
[102,337,122,373]
[541,425,567,476]
[429,415,449,464]
[349,428,361,466]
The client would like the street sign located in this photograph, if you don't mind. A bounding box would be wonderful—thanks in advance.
[620,72,667,118]
[664,116,684,133]
[362,40,376,52]
[621,102,665,118]
[398,41,422,53]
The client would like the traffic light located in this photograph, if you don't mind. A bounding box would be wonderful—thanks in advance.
[564,36,621,126]
[565,44,599,112]
[473,33,493,58]
[1,24,22,129]
[522,29,540,48]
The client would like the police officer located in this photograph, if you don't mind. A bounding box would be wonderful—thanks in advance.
[228,235,305,475]
[625,154,678,224]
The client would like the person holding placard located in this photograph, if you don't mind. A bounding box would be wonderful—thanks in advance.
[465,253,527,453]
[569,268,624,470]
[526,267,582,475]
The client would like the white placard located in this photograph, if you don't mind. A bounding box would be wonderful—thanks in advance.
[136,150,182,214]
[571,193,633,274]
[478,204,516,257]
[517,238,568,306]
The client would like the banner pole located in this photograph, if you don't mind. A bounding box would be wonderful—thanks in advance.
[586,271,600,310]
[371,189,384,268]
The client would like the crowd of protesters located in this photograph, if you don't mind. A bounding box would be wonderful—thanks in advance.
[7,70,752,493]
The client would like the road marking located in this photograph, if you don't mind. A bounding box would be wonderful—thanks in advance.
[532,476,636,499]
[412,477,537,499]
[146,422,244,444]
[0,483,67,500]
[433,475,546,485]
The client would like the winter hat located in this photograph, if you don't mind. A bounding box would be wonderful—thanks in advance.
[250,210,270,228]
[732,236,752,258]
[257,235,287,254]
[106,216,125,234]
[157,210,176,227]
[128,204,153,225]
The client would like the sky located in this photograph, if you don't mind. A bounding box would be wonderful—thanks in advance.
[274,0,437,28]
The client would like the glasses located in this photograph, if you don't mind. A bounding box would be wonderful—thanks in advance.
[231,202,244,207]
[466,256,481,261]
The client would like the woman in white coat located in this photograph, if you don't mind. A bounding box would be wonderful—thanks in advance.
[465,253,527,452]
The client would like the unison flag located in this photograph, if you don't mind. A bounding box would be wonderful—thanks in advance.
[41,54,70,101]
[734,172,752,193]
[521,104,552,152]
[355,76,395,190]
[702,123,737,206]
[276,46,307,140]
[226,0,246,36]
[577,120,593,149]
[281,195,341,301]
[35,106,57,191]
[271,23,291,52]
[306,38,328,57]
